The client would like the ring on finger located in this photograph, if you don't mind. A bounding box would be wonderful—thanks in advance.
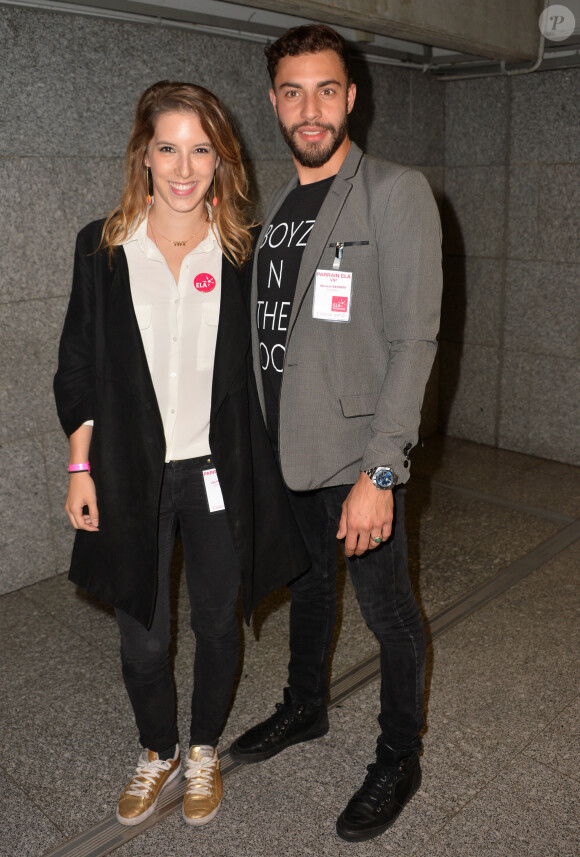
[371,535,382,544]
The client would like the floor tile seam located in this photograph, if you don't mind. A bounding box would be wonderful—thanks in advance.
[510,692,580,767]
[408,798,482,855]
[431,686,580,748]
[426,518,580,641]
[0,763,68,839]
[235,763,345,819]
[0,588,29,610]
[408,748,534,855]
[519,753,580,786]
[417,476,577,524]
[18,587,120,665]
[420,714,580,821]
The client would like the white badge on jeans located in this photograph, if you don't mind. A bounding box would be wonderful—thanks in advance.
[202,467,225,513]
[312,268,352,322]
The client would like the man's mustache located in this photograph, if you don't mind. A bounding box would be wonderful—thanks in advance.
[290,122,336,133]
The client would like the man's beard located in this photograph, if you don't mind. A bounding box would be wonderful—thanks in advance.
[278,115,348,168]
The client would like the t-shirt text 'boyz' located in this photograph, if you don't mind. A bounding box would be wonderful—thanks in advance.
[256,176,334,450]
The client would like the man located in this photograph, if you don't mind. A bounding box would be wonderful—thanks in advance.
[230,24,442,842]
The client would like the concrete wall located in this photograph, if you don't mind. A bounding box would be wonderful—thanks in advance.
[439,71,580,463]
[0,5,444,593]
[1,6,578,596]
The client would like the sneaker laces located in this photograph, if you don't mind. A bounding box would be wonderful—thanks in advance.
[266,703,296,736]
[357,761,404,807]
[184,751,218,798]
[125,754,175,798]
[262,698,312,739]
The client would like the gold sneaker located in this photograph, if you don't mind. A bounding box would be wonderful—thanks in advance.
[182,745,222,826]
[116,745,181,826]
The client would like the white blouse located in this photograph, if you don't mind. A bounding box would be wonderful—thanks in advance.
[122,216,223,462]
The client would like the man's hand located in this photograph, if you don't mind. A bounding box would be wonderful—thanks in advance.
[65,472,99,531]
[336,473,394,557]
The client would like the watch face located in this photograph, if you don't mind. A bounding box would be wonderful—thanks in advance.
[374,468,396,489]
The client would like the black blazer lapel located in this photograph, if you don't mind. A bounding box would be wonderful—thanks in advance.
[211,256,250,423]
[102,246,163,429]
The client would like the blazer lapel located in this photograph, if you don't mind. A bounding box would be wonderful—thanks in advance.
[250,143,364,411]
[287,143,364,337]
[104,247,163,427]
[211,256,250,422]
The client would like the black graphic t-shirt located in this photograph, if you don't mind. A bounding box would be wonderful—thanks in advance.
[257,176,334,451]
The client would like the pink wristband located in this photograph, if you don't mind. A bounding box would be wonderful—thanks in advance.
[68,463,91,473]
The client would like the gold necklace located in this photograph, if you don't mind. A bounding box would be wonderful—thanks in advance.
[148,218,208,247]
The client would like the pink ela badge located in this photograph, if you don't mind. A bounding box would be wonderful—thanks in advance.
[331,296,348,313]
[194,273,216,293]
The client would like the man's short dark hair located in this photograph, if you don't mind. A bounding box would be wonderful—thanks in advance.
[265,24,352,85]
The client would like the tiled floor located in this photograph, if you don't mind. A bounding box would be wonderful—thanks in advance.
[1,436,578,857]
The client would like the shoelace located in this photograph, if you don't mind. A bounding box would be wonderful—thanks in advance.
[266,702,309,738]
[125,756,175,798]
[359,761,405,805]
[269,704,295,736]
[184,754,217,797]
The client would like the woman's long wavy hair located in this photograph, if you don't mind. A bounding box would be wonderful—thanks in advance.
[100,81,253,268]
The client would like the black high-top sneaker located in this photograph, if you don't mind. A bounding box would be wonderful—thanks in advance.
[336,752,421,842]
[229,688,329,763]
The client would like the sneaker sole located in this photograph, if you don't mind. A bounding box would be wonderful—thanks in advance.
[182,801,221,826]
[335,765,422,842]
[229,722,329,764]
[116,763,182,827]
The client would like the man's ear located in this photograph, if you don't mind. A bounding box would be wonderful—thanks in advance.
[346,82,357,115]
[269,88,278,116]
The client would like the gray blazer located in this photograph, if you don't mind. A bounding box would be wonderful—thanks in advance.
[251,143,442,491]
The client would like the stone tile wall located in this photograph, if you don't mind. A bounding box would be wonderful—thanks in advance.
[440,70,580,462]
[0,6,444,592]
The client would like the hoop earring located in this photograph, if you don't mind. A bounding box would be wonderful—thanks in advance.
[146,166,152,206]
[212,173,218,207]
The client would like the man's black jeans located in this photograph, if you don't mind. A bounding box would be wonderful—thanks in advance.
[115,456,240,752]
[286,484,425,761]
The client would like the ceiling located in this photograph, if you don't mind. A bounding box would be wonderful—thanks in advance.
[5,0,580,76]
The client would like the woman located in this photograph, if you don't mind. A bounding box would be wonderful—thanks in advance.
[54,81,306,829]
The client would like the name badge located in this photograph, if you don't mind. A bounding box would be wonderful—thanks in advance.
[312,269,352,322]
[202,467,225,513]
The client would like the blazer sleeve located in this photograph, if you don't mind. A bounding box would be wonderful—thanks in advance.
[53,227,97,438]
[361,169,442,479]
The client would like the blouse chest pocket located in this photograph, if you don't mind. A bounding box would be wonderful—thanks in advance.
[197,304,220,371]
[134,305,152,330]
[133,304,154,362]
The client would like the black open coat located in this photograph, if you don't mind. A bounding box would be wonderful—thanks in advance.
[54,220,308,628]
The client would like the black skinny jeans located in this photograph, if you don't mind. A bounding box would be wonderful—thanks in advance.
[286,484,426,762]
[115,456,240,752]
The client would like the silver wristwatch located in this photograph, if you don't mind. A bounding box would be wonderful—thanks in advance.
[363,466,398,490]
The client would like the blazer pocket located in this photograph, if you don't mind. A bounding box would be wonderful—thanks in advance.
[339,393,379,417]
[321,242,376,272]
[327,241,376,258]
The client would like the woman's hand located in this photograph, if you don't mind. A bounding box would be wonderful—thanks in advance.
[65,472,99,531]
